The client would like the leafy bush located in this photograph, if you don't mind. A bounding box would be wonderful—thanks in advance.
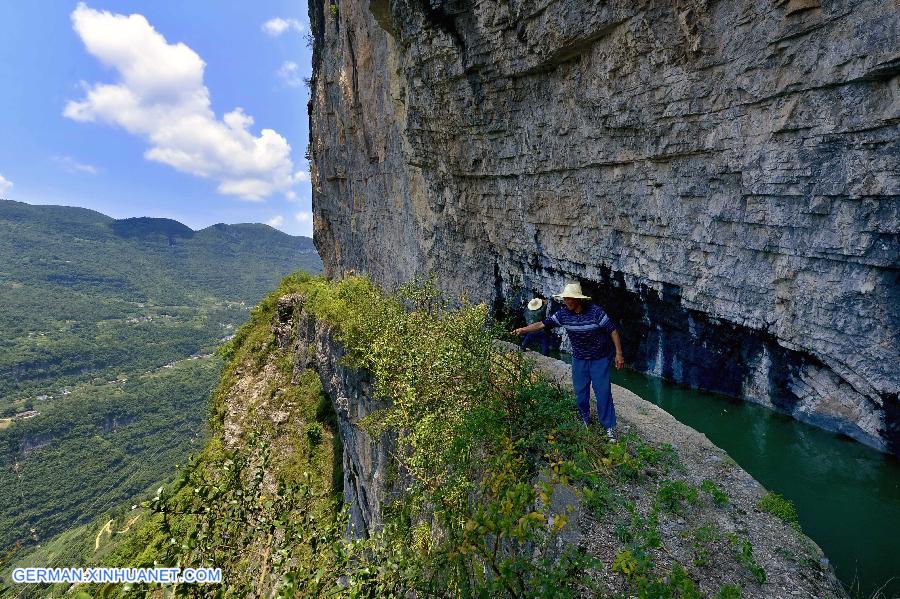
[716,583,742,598]
[728,533,766,584]
[656,480,699,514]
[757,492,799,529]
[304,422,323,445]
[701,479,730,507]
[684,523,720,569]
[309,275,598,596]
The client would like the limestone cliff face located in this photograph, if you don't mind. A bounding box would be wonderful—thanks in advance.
[307,0,900,453]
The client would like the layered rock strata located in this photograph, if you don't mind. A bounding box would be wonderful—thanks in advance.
[307,0,900,453]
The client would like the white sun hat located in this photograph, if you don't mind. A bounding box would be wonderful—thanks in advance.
[527,298,544,311]
[553,282,591,300]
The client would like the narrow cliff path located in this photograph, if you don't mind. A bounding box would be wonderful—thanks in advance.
[506,343,848,598]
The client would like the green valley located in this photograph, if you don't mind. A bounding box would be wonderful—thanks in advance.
[0,199,321,552]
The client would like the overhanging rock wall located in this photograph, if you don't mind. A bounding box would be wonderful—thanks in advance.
[307,0,900,453]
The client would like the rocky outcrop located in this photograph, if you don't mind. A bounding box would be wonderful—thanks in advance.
[276,295,392,536]
[308,0,900,453]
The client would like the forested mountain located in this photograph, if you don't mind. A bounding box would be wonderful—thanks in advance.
[0,199,321,551]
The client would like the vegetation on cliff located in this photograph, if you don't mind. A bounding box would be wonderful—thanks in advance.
[6,274,834,598]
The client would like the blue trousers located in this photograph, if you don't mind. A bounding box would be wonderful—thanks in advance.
[520,330,549,355]
[572,356,616,428]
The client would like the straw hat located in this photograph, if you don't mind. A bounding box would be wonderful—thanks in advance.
[527,298,544,311]
[553,282,591,300]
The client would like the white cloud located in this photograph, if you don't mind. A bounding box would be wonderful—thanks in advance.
[277,61,304,88]
[266,215,285,228]
[53,155,100,174]
[262,17,305,37]
[64,3,299,201]
[294,210,312,236]
[0,174,12,194]
[284,172,310,201]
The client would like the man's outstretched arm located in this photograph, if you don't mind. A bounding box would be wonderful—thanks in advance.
[512,321,545,336]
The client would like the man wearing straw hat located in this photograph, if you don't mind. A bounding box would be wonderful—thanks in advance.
[512,282,624,440]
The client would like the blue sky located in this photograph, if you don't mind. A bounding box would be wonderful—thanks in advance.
[0,1,315,236]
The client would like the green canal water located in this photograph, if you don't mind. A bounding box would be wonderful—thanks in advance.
[610,368,900,598]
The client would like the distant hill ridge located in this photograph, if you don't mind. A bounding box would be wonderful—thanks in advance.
[108,217,195,242]
[1,199,314,245]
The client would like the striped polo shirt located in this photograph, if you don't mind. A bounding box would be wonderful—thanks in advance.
[543,303,618,360]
